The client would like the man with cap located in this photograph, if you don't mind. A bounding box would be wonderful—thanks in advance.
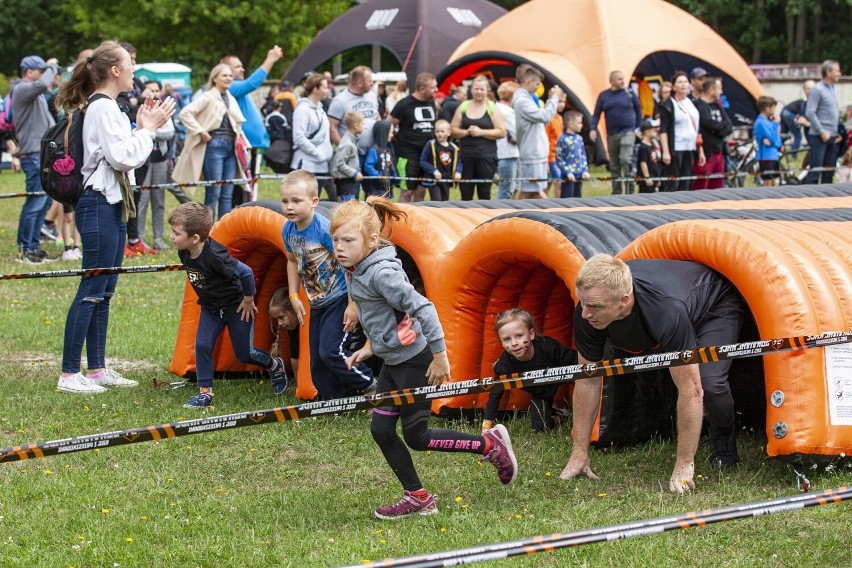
[9,55,59,264]
[589,70,642,195]
[689,67,709,103]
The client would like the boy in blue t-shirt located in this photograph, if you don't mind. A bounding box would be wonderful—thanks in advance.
[754,96,783,187]
[555,110,590,198]
[281,170,375,400]
[169,203,289,409]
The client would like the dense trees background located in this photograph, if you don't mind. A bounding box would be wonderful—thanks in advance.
[2,0,851,92]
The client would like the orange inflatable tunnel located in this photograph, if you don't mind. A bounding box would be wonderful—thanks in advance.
[621,219,852,462]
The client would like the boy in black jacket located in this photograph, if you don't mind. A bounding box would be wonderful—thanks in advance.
[483,308,577,432]
[169,202,288,408]
[419,119,462,201]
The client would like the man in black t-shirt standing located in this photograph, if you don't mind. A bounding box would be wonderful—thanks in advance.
[561,254,744,493]
[390,72,437,202]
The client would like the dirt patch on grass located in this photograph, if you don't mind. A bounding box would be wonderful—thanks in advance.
[0,352,161,372]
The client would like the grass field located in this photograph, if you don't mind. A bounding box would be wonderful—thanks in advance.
[0,169,850,567]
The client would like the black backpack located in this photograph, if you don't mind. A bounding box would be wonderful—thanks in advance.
[40,93,110,206]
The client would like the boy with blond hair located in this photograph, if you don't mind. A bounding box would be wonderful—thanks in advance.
[281,170,375,400]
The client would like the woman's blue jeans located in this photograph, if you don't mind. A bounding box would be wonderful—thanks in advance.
[203,137,236,219]
[62,189,126,373]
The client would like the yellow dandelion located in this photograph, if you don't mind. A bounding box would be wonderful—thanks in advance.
[215,488,224,493]
[598,492,607,497]
[380,539,386,545]
[77,536,85,541]
[461,504,468,510]
[45,320,52,325]
[140,516,148,521]
[101,508,109,514]
[545,471,552,477]
[126,537,133,543]
[696,474,703,479]
[440,527,446,533]
[43,470,52,475]
[170,502,176,507]
[515,514,523,520]
[249,448,256,453]
[84,405,90,412]
[376,529,383,534]
[95,448,100,453]
[455,496,462,503]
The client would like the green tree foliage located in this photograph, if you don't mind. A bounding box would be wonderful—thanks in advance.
[0,0,350,88]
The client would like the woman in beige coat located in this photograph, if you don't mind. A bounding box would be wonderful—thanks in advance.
[173,63,246,219]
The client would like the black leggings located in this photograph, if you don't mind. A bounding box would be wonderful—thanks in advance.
[459,156,497,200]
[370,348,486,491]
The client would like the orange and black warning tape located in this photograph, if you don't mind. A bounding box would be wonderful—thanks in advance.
[0,263,184,281]
[0,331,848,464]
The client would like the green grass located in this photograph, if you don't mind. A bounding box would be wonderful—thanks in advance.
[0,169,848,567]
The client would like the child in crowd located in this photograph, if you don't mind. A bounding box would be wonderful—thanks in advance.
[331,197,518,520]
[331,111,364,201]
[281,170,375,400]
[419,119,461,202]
[268,287,300,377]
[512,64,563,199]
[636,118,663,193]
[483,308,577,433]
[754,96,783,187]
[168,202,288,408]
[554,110,590,198]
[838,146,852,184]
[546,94,567,196]
[362,120,397,199]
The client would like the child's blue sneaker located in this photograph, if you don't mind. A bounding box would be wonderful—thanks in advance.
[269,357,289,394]
[183,392,213,409]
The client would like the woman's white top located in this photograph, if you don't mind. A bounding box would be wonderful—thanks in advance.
[82,97,154,204]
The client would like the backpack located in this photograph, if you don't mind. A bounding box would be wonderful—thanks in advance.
[0,95,13,133]
[40,93,109,205]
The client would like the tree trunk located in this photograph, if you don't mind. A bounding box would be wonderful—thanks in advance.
[794,10,808,62]
[785,1,795,62]
[813,0,822,60]
[752,0,764,63]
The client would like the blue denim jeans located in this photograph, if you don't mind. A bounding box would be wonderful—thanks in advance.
[17,153,51,253]
[496,158,518,199]
[803,134,838,185]
[780,108,803,151]
[62,189,126,373]
[203,137,236,220]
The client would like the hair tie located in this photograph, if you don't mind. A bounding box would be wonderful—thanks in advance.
[86,56,93,64]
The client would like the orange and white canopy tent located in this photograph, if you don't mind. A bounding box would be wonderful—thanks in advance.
[438,0,763,129]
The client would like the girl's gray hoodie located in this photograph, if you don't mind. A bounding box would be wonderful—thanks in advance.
[347,245,446,365]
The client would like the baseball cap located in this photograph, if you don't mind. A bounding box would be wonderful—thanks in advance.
[640,118,660,132]
[20,55,47,71]
[690,67,708,80]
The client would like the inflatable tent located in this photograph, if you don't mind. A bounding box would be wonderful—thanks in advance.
[169,186,852,463]
[437,0,763,128]
[283,0,506,87]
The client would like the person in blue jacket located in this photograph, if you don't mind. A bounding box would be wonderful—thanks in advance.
[221,46,284,203]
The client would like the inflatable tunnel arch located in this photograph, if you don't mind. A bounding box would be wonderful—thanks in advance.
[620,220,852,461]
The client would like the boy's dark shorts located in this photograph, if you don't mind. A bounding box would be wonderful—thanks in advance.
[759,159,780,180]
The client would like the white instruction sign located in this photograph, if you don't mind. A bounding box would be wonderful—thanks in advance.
[825,343,852,425]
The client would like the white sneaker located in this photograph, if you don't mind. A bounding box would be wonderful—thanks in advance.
[90,369,138,388]
[58,373,107,394]
[61,249,78,261]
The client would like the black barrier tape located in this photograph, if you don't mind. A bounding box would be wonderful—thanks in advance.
[1,332,848,464]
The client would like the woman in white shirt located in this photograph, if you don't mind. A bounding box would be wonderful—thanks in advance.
[290,73,333,177]
[173,64,246,219]
[53,40,175,394]
[658,71,705,191]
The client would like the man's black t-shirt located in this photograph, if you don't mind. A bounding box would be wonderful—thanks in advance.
[783,99,806,116]
[484,335,577,422]
[390,95,436,158]
[178,238,254,310]
[573,260,735,361]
